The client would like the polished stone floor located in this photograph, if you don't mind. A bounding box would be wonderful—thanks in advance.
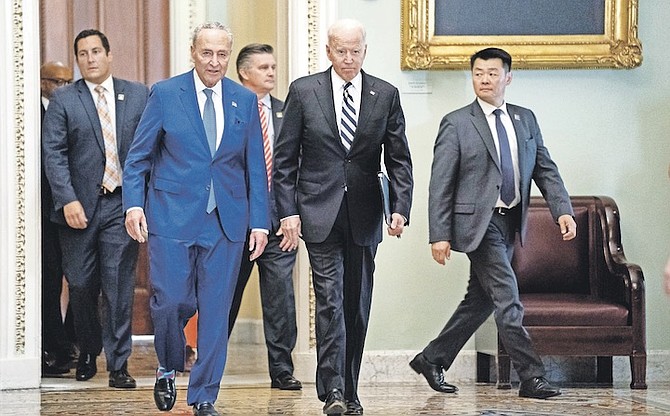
[2,342,670,415]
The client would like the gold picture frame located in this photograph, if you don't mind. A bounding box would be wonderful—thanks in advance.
[401,0,642,70]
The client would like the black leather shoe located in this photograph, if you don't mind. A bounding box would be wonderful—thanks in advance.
[42,351,70,376]
[344,399,364,415]
[518,376,561,399]
[153,377,177,411]
[271,373,302,390]
[409,352,458,393]
[193,402,220,416]
[75,353,97,381]
[323,388,346,415]
[109,368,136,388]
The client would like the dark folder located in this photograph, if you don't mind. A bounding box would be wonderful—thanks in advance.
[377,171,392,226]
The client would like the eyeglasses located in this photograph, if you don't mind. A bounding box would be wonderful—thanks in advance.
[42,78,72,86]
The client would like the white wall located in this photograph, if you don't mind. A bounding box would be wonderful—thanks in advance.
[328,0,670,352]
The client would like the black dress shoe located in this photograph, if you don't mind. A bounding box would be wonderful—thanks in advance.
[75,353,97,381]
[409,352,458,393]
[109,368,136,388]
[193,402,220,416]
[344,399,364,415]
[271,373,302,390]
[518,376,561,399]
[42,351,70,376]
[154,377,177,411]
[323,388,346,415]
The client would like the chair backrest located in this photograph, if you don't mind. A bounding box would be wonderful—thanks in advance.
[512,200,591,294]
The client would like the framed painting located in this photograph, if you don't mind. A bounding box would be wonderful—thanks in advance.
[401,0,642,70]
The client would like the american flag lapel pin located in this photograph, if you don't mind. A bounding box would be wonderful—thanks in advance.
[370,90,376,96]
[232,101,238,107]
[276,111,283,118]
[117,93,125,101]
[514,114,520,121]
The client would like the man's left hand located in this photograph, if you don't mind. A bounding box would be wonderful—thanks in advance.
[248,231,268,261]
[558,214,577,241]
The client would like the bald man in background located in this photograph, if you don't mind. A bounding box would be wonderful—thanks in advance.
[40,61,77,376]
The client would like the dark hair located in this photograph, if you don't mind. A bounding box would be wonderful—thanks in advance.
[470,47,512,72]
[74,29,110,56]
[236,43,274,81]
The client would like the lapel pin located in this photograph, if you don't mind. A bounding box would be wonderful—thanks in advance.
[117,93,125,101]
[514,114,520,120]
[232,101,238,107]
[370,91,376,96]
[276,111,283,118]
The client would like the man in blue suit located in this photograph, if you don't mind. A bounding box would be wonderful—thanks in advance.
[123,22,270,416]
[42,30,148,388]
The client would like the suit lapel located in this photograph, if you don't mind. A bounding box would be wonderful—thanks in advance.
[178,71,210,155]
[469,101,501,171]
[354,71,379,148]
[77,80,105,154]
[508,106,529,180]
[112,78,126,152]
[314,71,340,141]
[219,78,238,158]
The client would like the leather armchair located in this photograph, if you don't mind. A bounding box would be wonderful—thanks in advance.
[476,196,646,389]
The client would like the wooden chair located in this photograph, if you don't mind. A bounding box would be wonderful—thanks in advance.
[476,196,646,389]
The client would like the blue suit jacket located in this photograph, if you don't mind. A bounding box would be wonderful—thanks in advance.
[42,78,149,225]
[123,71,270,241]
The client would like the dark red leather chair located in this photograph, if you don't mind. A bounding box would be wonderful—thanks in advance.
[477,196,646,389]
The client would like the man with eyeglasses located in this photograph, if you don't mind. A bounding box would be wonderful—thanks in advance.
[40,61,77,377]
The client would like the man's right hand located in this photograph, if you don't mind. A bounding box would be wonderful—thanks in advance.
[431,241,452,265]
[125,209,148,243]
[63,200,88,229]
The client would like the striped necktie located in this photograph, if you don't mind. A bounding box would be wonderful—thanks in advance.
[258,101,273,191]
[340,82,357,151]
[94,85,121,192]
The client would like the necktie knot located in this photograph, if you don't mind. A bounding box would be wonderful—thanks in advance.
[95,85,105,95]
[204,88,213,99]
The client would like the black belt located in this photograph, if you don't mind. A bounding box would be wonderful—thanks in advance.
[99,186,121,196]
[493,205,518,216]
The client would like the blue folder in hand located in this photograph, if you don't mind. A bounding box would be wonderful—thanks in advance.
[377,171,392,226]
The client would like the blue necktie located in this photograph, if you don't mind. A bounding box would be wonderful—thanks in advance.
[203,89,217,213]
[493,109,515,206]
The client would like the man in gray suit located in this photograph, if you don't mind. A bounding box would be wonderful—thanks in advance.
[42,29,149,388]
[228,43,302,391]
[411,47,576,399]
[274,19,413,415]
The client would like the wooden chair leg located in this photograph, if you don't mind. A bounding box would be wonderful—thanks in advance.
[630,354,647,389]
[596,356,613,384]
[477,352,492,383]
[496,338,512,390]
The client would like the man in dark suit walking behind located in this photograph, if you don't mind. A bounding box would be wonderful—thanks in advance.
[411,47,576,399]
[42,29,148,388]
[273,19,413,415]
[40,61,76,376]
[228,43,302,391]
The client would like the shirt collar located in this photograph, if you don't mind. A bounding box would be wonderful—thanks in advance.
[331,68,362,93]
[193,70,222,97]
[85,75,114,95]
[477,97,508,117]
[258,93,271,108]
